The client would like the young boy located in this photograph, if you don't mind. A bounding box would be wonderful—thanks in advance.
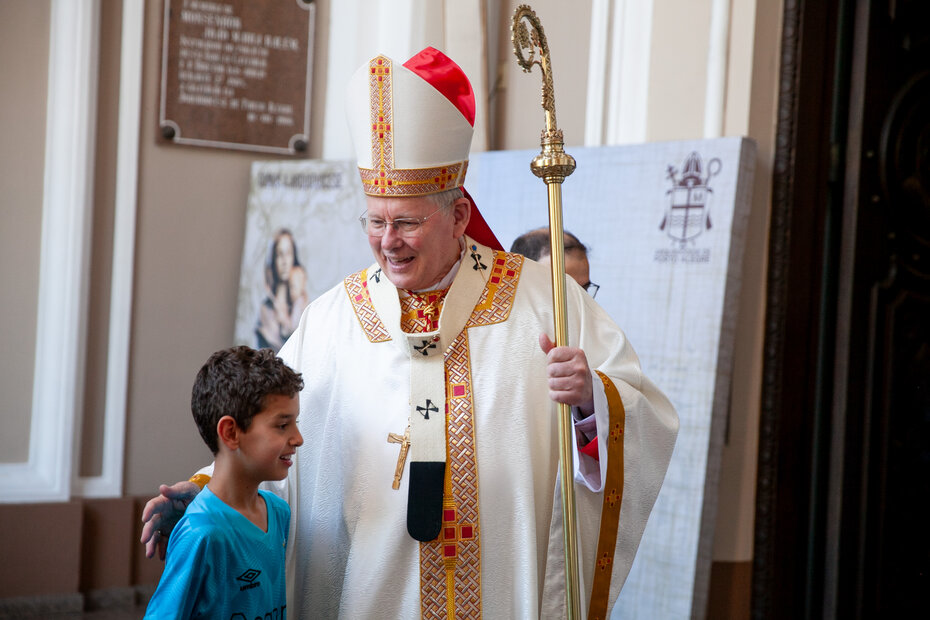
[144,346,303,619]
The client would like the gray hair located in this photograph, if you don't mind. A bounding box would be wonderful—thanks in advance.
[427,187,465,213]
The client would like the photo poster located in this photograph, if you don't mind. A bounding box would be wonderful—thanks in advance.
[468,136,756,619]
[234,160,370,351]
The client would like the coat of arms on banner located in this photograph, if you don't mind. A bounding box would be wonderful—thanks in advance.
[655,151,721,263]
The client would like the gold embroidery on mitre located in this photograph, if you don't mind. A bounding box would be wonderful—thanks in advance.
[368,56,394,178]
[359,162,468,197]
[362,55,469,196]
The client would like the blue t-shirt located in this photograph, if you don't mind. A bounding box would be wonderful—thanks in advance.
[144,486,290,620]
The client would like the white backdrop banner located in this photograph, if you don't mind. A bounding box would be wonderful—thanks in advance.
[469,137,756,619]
[235,137,756,618]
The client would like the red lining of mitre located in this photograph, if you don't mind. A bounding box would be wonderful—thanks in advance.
[402,49,499,251]
[403,47,476,127]
[462,188,503,251]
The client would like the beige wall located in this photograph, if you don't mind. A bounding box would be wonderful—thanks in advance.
[713,0,783,562]
[124,0,334,493]
[647,0,714,141]
[0,0,49,463]
[492,1,593,150]
[1,0,780,573]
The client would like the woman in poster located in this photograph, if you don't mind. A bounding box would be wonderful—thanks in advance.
[255,228,309,351]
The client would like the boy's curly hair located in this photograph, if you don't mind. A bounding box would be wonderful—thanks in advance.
[191,346,304,454]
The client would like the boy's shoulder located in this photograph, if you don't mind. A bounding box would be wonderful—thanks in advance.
[185,486,230,520]
[169,488,235,546]
[258,489,289,514]
[178,488,288,538]
[169,488,289,552]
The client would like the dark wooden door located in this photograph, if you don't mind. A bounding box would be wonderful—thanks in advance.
[753,0,930,618]
[831,1,930,617]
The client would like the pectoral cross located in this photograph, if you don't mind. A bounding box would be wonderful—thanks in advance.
[387,425,411,490]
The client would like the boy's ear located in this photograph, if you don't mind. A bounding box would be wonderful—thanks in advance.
[216,415,240,450]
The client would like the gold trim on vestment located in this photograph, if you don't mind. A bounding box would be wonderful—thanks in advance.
[465,252,523,328]
[586,371,626,620]
[345,252,524,342]
[418,329,481,619]
[344,268,391,343]
[400,289,449,333]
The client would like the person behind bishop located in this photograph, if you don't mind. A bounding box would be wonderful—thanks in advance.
[141,46,679,618]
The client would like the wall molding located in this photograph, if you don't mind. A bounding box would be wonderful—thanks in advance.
[0,0,100,503]
[583,0,611,146]
[586,0,730,144]
[74,0,143,498]
[704,0,732,137]
[585,0,654,146]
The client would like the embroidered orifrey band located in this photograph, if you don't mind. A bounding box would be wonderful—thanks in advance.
[402,289,449,332]
[587,371,626,620]
[345,251,523,343]
[344,269,390,343]
[419,331,482,619]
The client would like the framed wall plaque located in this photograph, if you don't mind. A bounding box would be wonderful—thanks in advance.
[159,0,315,154]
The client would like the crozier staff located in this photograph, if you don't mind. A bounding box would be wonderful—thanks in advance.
[142,47,679,618]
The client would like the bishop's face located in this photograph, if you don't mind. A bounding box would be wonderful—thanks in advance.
[364,194,470,291]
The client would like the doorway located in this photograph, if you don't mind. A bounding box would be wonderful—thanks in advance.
[754,0,930,617]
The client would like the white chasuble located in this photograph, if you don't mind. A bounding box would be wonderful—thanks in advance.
[274,238,679,619]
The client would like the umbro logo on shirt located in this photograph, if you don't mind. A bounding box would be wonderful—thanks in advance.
[237,568,262,591]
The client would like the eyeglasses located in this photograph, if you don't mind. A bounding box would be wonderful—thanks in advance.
[359,207,444,237]
[583,281,600,298]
